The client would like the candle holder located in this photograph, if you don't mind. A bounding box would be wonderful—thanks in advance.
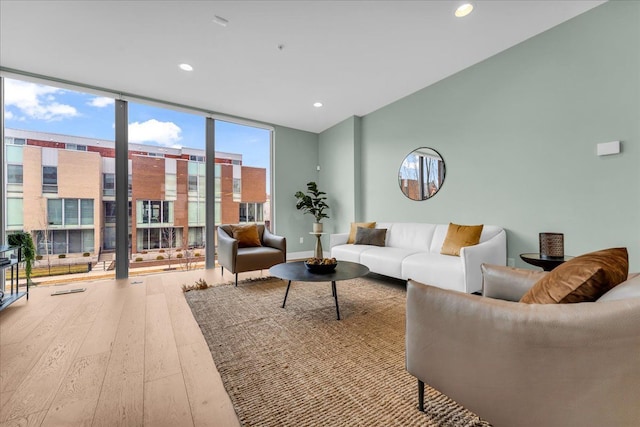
[539,233,564,259]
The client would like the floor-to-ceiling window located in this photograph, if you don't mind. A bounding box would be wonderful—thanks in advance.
[3,77,113,281]
[3,76,272,283]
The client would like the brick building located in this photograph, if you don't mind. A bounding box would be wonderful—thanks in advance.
[4,128,268,255]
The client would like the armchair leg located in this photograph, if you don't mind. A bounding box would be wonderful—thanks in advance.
[235,273,238,287]
[418,379,424,412]
[221,267,224,276]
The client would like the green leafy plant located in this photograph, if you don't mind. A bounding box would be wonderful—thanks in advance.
[7,232,36,284]
[83,252,90,257]
[135,257,143,262]
[58,254,66,259]
[156,255,165,260]
[294,181,330,222]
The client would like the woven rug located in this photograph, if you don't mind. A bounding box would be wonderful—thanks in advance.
[185,275,492,427]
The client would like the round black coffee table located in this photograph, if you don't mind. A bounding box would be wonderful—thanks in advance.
[269,261,370,320]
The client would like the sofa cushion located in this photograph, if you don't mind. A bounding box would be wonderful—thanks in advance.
[331,243,376,263]
[597,273,640,302]
[230,224,262,248]
[520,247,628,304]
[402,252,465,292]
[360,247,420,279]
[385,223,436,252]
[440,223,484,256]
[354,227,387,246]
[347,222,376,244]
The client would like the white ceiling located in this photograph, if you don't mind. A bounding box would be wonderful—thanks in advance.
[0,0,606,133]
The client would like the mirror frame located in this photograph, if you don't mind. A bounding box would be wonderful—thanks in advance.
[398,147,446,201]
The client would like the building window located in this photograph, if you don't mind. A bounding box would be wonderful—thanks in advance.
[6,198,23,228]
[6,146,24,192]
[189,155,205,162]
[104,201,116,223]
[66,143,87,151]
[188,227,205,248]
[239,202,264,223]
[165,173,177,199]
[103,173,115,196]
[48,198,94,226]
[233,178,241,195]
[136,227,182,251]
[36,229,94,255]
[188,175,198,192]
[7,164,23,185]
[232,159,241,165]
[136,200,173,225]
[5,137,26,145]
[43,166,58,193]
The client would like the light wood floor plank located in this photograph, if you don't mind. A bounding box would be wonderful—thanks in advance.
[75,287,126,358]
[178,342,240,427]
[40,351,110,427]
[0,268,251,427]
[143,373,193,427]
[0,322,91,423]
[0,409,48,427]
[1,297,86,393]
[91,284,146,427]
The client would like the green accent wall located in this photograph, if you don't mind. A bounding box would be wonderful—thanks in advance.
[319,116,362,237]
[273,125,319,253]
[318,1,640,270]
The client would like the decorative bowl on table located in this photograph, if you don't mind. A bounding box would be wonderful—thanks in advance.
[304,257,338,274]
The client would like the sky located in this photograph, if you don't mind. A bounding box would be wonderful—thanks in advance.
[3,78,271,175]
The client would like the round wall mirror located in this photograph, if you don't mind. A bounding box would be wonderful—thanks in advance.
[398,147,446,200]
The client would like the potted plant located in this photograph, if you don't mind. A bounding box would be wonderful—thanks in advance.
[295,181,330,233]
[7,231,36,285]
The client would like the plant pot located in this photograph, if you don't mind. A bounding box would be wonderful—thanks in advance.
[313,222,323,233]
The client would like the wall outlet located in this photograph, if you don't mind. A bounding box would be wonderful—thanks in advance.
[299,237,304,244]
[507,258,515,267]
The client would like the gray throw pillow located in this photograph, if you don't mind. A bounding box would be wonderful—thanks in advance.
[354,227,387,246]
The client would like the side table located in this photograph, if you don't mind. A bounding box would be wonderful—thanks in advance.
[309,232,326,259]
[520,253,573,271]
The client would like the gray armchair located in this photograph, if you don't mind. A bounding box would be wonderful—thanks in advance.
[405,265,640,427]
[217,224,286,286]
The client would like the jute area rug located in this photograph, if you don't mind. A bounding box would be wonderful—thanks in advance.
[185,275,491,427]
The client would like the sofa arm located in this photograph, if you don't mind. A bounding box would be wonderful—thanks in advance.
[217,227,238,273]
[263,228,287,261]
[330,233,349,249]
[406,280,640,427]
[459,229,506,293]
[481,263,547,301]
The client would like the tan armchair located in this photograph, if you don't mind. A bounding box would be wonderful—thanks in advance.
[217,224,286,286]
[405,265,640,427]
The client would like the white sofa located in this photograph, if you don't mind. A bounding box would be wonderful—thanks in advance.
[330,223,506,294]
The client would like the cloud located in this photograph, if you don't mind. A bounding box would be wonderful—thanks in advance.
[4,79,78,121]
[128,119,182,147]
[88,97,115,108]
[4,110,15,120]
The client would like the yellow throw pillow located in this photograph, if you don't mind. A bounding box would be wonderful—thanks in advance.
[520,247,628,304]
[348,222,376,244]
[230,224,262,248]
[440,223,483,256]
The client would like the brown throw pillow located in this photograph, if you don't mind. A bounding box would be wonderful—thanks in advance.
[440,223,483,256]
[354,227,387,246]
[347,222,376,244]
[520,247,628,304]
[230,224,262,248]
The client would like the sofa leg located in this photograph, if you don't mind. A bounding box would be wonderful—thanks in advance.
[235,273,238,287]
[418,379,424,412]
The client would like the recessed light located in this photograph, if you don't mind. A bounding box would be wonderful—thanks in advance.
[179,63,193,71]
[313,102,323,108]
[455,2,474,18]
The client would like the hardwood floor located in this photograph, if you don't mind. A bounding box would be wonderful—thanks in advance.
[0,267,267,426]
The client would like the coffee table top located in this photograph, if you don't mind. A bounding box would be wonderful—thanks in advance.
[270,261,369,283]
